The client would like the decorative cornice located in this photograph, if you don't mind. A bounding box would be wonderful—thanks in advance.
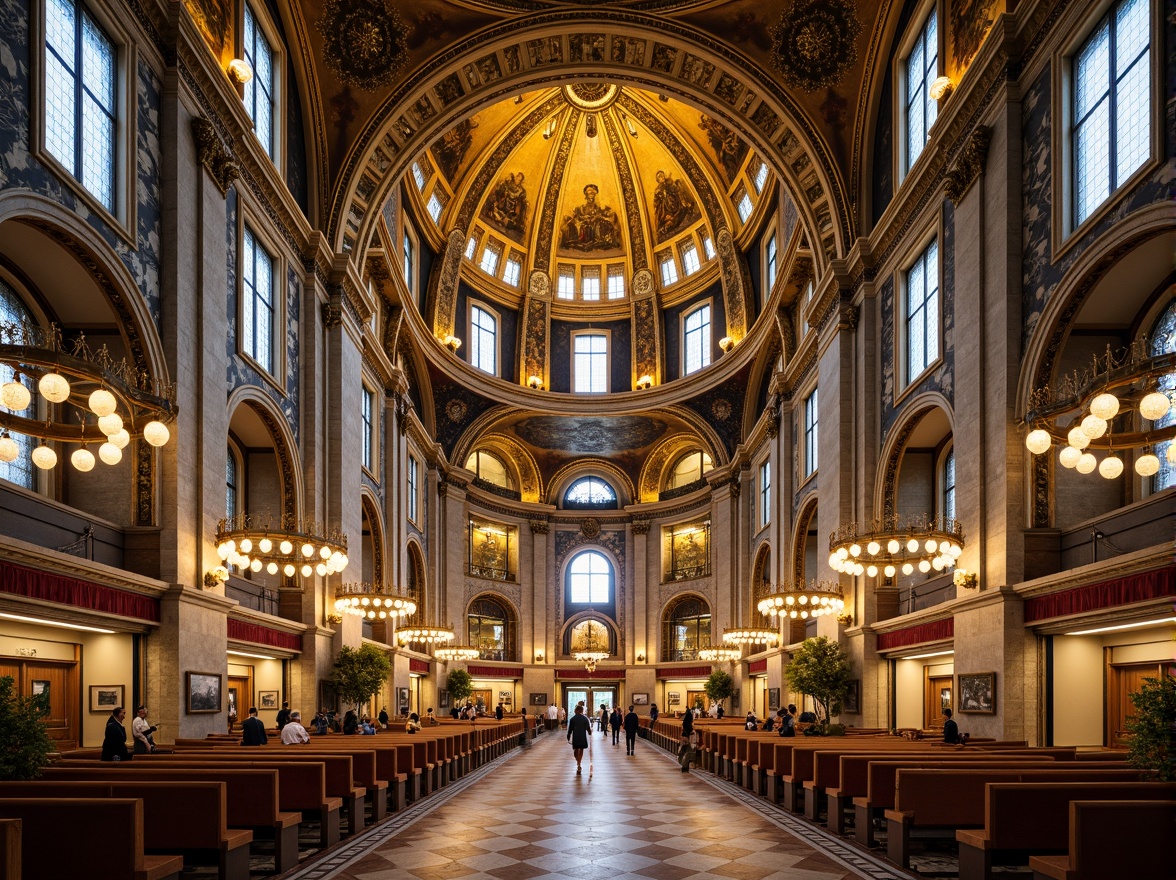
[944,126,992,205]
[191,117,238,196]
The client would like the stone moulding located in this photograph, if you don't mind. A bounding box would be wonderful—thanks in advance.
[944,126,992,205]
[191,117,238,196]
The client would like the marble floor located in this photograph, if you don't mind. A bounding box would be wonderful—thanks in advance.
[285,727,914,880]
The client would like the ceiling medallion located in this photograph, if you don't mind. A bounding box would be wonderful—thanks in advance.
[563,83,620,111]
[769,0,862,92]
[317,0,408,90]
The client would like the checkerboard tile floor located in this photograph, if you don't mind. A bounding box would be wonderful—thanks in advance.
[294,730,910,880]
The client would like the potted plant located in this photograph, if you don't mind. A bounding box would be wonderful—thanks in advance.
[1126,675,1176,781]
[704,669,734,713]
[0,676,55,780]
[331,644,393,714]
[784,636,852,733]
[446,668,473,708]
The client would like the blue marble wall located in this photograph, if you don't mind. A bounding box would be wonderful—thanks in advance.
[0,0,163,329]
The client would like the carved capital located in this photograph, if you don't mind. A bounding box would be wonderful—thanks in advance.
[529,519,549,535]
[630,517,651,535]
[191,117,238,196]
[322,300,343,328]
[944,126,992,205]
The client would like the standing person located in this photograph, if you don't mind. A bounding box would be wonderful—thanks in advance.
[598,703,608,734]
[546,701,558,731]
[650,703,659,723]
[281,711,310,744]
[557,705,567,728]
[495,702,505,721]
[609,706,622,745]
[241,707,267,745]
[378,706,389,729]
[275,701,291,731]
[519,709,529,747]
[131,705,158,754]
[623,705,640,755]
[677,708,695,773]
[101,706,132,762]
[566,704,592,775]
[716,704,724,719]
[942,708,962,744]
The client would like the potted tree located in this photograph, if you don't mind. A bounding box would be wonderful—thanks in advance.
[1126,675,1176,781]
[784,636,852,734]
[331,644,392,716]
[446,668,473,711]
[0,676,54,780]
[704,669,734,715]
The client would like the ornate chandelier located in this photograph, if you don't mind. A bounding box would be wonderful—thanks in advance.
[721,627,780,647]
[698,647,742,662]
[398,626,455,645]
[757,580,845,620]
[1024,342,1175,478]
[0,323,176,471]
[572,620,610,671]
[215,515,349,578]
[435,645,481,662]
[333,583,416,620]
[828,514,962,578]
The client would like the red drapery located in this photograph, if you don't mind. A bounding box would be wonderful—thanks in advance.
[747,659,768,674]
[555,668,624,679]
[657,664,714,679]
[0,561,160,622]
[1024,566,1176,623]
[226,618,301,651]
[466,664,523,678]
[877,617,954,651]
[409,658,430,674]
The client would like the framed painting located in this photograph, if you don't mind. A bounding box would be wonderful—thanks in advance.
[30,680,49,699]
[90,684,124,712]
[397,686,410,715]
[957,672,996,714]
[186,672,222,714]
[499,690,513,707]
[439,688,449,709]
[842,680,860,714]
[632,693,648,705]
[768,688,781,711]
[666,691,681,706]
[529,693,547,706]
[258,690,279,709]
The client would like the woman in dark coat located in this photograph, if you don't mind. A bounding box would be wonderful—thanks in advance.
[677,709,695,772]
[609,707,623,745]
[101,706,132,762]
[566,704,592,775]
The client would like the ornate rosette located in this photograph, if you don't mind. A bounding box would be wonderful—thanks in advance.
[318,0,409,91]
[769,0,862,92]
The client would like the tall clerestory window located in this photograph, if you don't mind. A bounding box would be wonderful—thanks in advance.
[243,3,276,160]
[1072,0,1151,227]
[0,281,36,490]
[804,389,819,478]
[470,305,497,375]
[44,0,117,212]
[1150,299,1175,492]
[684,305,711,376]
[903,7,938,174]
[241,226,275,375]
[573,333,608,392]
[905,239,940,385]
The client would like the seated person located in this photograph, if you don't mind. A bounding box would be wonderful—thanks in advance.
[798,709,817,723]
[311,711,329,735]
[744,711,758,730]
[405,712,422,733]
[762,713,775,732]
[342,710,360,735]
[425,707,440,725]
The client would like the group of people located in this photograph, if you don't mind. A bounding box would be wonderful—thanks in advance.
[101,705,159,761]
[565,702,643,774]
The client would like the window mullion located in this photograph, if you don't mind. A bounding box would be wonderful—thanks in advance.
[73,7,84,181]
[1107,16,1118,190]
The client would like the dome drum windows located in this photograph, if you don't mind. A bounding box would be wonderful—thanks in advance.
[663,520,710,582]
[658,250,679,286]
[664,450,713,497]
[683,303,712,376]
[563,476,617,509]
[468,519,516,582]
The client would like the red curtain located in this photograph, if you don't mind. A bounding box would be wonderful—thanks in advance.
[409,658,430,674]
[466,664,523,678]
[657,664,715,679]
[1024,566,1176,623]
[747,659,768,674]
[226,618,301,651]
[556,669,624,680]
[877,617,954,650]
[0,561,160,622]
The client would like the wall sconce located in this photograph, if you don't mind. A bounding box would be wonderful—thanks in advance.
[326,613,343,625]
[929,76,954,101]
[527,375,543,390]
[636,375,653,390]
[953,569,978,589]
[636,652,646,663]
[227,59,253,84]
[719,336,735,353]
[534,651,544,663]
[442,335,462,352]
[836,612,853,627]
[203,566,229,588]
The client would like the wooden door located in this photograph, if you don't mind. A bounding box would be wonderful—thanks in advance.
[925,675,952,729]
[227,673,252,726]
[0,657,79,750]
[470,688,493,713]
[1108,662,1166,747]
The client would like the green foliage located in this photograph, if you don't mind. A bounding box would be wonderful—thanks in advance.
[826,723,846,736]
[704,669,734,705]
[446,668,473,704]
[784,636,852,725]
[331,644,392,710]
[0,676,55,780]
[1126,675,1176,781]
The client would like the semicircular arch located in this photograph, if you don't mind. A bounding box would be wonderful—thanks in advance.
[638,433,712,503]
[873,393,955,521]
[226,386,305,525]
[549,459,634,507]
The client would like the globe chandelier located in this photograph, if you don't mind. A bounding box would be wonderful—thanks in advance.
[757,580,845,620]
[398,625,456,646]
[333,582,416,620]
[435,645,481,662]
[0,323,176,472]
[215,515,349,578]
[828,514,963,579]
[1023,342,1175,479]
[698,647,742,662]
[572,620,610,671]
[721,626,780,647]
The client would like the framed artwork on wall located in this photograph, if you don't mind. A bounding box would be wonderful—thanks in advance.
[666,691,681,706]
[439,689,449,708]
[186,672,222,714]
[529,693,547,706]
[842,680,860,714]
[90,685,123,712]
[957,672,996,714]
[632,693,648,705]
[258,690,279,709]
[768,688,780,711]
[397,687,410,715]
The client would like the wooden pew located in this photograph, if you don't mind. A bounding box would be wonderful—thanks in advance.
[0,798,183,880]
[884,768,1155,869]
[0,818,18,880]
[956,784,1176,880]
[0,781,251,880]
[1029,799,1176,880]
[41,765,301,873]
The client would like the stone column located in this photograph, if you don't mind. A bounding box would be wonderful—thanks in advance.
[529,518,550,663]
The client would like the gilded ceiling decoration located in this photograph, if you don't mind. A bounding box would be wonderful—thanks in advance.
[512,416,668,453]
[318,0,409,90]
[557,184,624,254]
[480,173,529,241]
[768,0,862,92]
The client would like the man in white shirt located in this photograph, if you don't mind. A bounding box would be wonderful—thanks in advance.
[280,710,310,744]
[546,701,558,730]
[131,705,158,754]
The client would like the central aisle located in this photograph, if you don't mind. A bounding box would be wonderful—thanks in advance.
[297,727,905,880]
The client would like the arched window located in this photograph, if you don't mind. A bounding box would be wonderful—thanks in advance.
[662,595,711,662]
[564,476,617,508]
[567,550,612,605]
[940,444,956,522]
[1151,299,1175,491]
[667,451,713,490]
[465,450,512,490]
[564,618,616,658]
[684,304,711,375]
[468,595,516,661]
[226,445,240,520]
[0,280,37,490]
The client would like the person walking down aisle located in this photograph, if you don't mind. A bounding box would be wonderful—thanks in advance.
[623,706,640,755]
[598,703,608,734]
[677,709,695,773]
[101,706,132,762]
[241,707,267,745]
[567,704,592,775]
[609,706,623,746]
